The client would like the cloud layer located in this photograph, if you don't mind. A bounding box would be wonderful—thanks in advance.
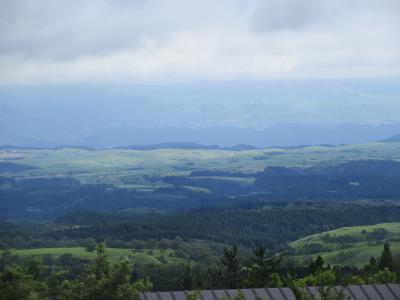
[1,0,400,84]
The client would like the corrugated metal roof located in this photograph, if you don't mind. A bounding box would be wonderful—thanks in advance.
[141,284,400,300]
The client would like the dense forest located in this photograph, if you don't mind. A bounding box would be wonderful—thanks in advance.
[3,202,400,250]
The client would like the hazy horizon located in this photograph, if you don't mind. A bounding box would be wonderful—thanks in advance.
[1,1,400,147]
[0,78,400,148]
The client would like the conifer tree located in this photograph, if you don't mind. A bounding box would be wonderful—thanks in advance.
[364,256,377,274]
[88,242,110,280]
[246,247,281,287]
[308,256,324,275]
[221,245,241,288]
[379,242,394,271]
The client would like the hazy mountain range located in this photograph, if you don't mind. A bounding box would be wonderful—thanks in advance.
[1,78,400,148]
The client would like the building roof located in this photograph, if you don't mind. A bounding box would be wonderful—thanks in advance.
[141,284,400,300]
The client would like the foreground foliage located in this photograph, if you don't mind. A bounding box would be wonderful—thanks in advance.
[0,243,152,300]
[1,243,399,298]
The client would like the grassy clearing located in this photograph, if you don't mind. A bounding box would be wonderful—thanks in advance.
[2,247,189,265]
[288,223,400,267]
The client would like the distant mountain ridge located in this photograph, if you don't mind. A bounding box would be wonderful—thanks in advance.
[382,133,400,143]
[118,143,258,151]
[0,142,258,151]
[2,124,400,149]
[119,142,220,150]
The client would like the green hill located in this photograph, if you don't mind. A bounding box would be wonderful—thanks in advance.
[287,223,400,267]
[1,247,190,265]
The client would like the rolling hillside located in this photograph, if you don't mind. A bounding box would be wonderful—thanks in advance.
[287,223,400,267]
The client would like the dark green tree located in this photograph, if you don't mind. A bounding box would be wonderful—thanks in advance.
[308,256,324,275]
[221,245,241,288]
[379,242,394,271]
[182,264,195,290]
[88,242,110,280]
[364,256,377,274]
[27,258,42,280]
[80,244,152,300]
[205,265,222,289]
[246,247,281,287]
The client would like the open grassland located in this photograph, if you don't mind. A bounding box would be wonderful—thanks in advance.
[288,223,400,267]
[1,142,399,190]
[2,247,189,265]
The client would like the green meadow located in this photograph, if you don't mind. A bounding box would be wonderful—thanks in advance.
[2,247,189,265]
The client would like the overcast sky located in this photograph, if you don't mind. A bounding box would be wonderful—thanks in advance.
[1,0,400,85]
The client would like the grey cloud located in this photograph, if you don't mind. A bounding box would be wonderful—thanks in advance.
[251,0,320,32]
[0,0,250,59]
[0,0,399,83]
[0,0,157,58]
[250,0,400,32]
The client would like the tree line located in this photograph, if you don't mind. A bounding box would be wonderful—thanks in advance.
[1,242,399,299]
